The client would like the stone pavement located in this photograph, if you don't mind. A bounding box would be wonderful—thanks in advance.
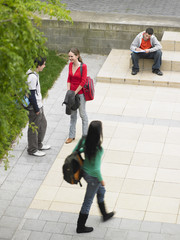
[0,54,105,239]
[1,50,180,240]
[96,31,180,87]
[61,0,180,18]
[1,3,180,240]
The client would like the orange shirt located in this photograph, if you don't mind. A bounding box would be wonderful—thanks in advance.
[140,36,152,50]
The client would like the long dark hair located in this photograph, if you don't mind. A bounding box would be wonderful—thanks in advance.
[68,47,83,63]
[85,121,103,161]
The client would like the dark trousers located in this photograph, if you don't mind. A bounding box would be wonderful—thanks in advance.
[80,171,105,215]
[131,49,162,71]
[27,107,47,154]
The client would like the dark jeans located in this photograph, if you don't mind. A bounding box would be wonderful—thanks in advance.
[27,107,47,154]
[80,171,105,215]
[131,49,162,71]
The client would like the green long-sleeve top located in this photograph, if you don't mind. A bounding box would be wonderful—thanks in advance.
[73,137,104,182]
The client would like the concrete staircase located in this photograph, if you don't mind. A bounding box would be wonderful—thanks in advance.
[97,31,180,87]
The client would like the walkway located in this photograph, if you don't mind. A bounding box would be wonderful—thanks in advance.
[62,0,180,18]
[1,1,180,238]
[1,51,180,239]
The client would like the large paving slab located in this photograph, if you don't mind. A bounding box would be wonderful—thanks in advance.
[161,31,180,51]
[62,0,180,18]
[97,49,180,87]
[30,82,180,225]
[2,54,180,239]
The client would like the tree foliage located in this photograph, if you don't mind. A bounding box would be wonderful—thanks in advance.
[0,0,72,167]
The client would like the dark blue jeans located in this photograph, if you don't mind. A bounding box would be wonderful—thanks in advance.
[80,171,105,215]
[131,49,162,71]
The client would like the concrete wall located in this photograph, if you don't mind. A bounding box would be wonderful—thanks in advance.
[38,12,180,55]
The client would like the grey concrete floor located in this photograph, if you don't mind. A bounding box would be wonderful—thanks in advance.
[62,0,180,18]
[1,53,180,239]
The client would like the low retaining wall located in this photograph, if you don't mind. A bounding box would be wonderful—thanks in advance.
[38,11,180,55]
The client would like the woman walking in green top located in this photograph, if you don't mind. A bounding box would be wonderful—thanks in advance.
[73,120,114,234]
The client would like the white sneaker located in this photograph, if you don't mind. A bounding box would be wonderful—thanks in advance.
[39,145,51,150]
[32,150,46,157]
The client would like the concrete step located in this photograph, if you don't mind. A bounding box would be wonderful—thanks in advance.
[161,31,180,51]
[129,50,180,72]
[96,49,180,87]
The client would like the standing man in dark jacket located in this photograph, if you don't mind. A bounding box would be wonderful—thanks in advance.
[26,57,51,157]
[130,28,163,76]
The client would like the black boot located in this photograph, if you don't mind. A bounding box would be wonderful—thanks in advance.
[76,213,94,233]
[98,201,114,222]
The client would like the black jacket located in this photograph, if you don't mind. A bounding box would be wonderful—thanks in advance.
[62,90,80,115]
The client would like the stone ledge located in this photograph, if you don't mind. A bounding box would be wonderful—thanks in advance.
[97,48,180,88]
[40,11,180,28]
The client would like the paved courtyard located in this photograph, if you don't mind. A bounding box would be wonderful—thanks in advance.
[1,52,180,239]
[1,1,180,238]
[31,81,180,225]
[62,0,180,18]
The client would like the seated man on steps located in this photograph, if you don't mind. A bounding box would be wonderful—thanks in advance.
[130,27,163,76]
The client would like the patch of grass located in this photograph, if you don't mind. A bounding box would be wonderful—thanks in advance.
[40,50,68,98]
